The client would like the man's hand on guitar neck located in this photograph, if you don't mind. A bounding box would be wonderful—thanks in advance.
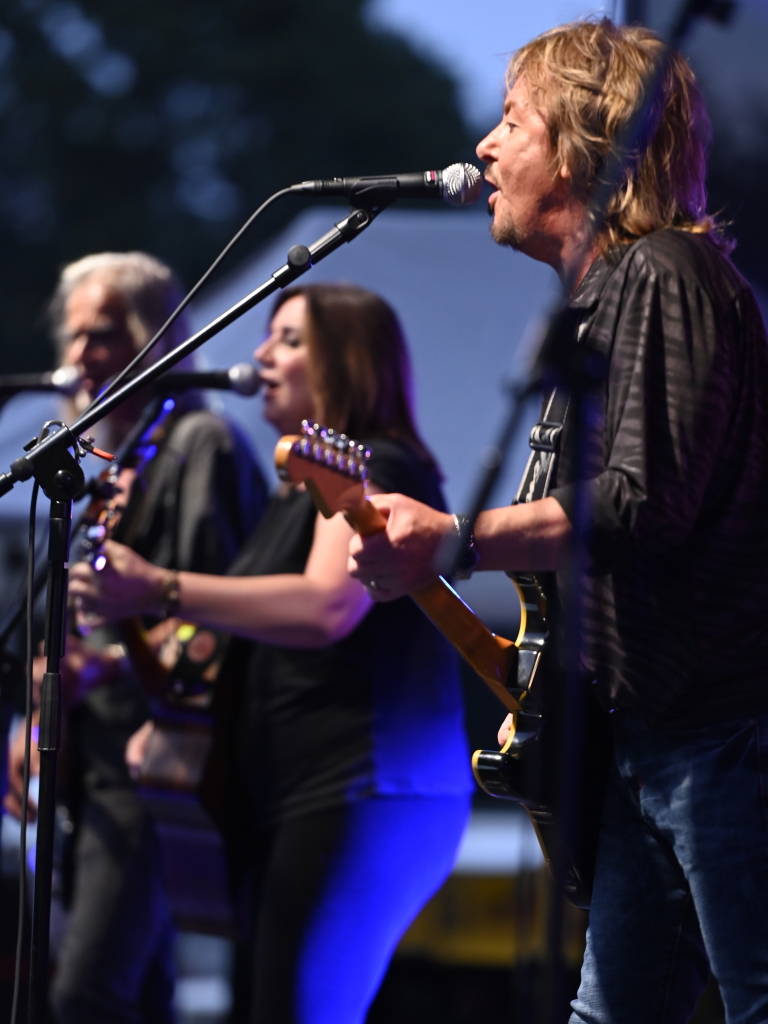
[347,493,453,600]
[348,492,574,600]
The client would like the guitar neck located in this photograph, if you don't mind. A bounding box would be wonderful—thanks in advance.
[411,581,520,711]
[345,498,521,712]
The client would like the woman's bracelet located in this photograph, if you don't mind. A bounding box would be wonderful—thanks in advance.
[158,569,180,619]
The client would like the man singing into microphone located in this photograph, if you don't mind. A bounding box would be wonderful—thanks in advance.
[5,251,267,1024]
[349,19,768,1024]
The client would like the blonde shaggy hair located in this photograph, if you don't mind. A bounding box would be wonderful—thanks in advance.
[508,18,730,252]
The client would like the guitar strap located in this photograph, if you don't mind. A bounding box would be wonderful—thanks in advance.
[514,385,570,505]
[499,316,611,911]
[513,314,589,505]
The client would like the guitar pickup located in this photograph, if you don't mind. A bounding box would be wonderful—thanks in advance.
[528,421,563,452]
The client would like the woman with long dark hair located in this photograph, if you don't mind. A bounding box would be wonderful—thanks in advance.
[70,283,472,1024]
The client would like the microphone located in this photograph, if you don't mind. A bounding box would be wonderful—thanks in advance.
[154,363,261,396]
[291,163,483,207]
[0,365,81,397]
[0,363,261,399]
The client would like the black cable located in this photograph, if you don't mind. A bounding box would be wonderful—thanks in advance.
[10,479,39,1024]
[0,526,49,654]
[84,186,295,417]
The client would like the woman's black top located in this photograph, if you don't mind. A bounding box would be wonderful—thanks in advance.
[223,437,472,826]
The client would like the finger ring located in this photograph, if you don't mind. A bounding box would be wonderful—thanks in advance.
[368,580,379,590]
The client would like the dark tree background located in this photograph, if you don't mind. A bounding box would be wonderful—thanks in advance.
[625,0,768,298]
[707,110,768,298]
[2,1,766,377]
[0,0,473,373]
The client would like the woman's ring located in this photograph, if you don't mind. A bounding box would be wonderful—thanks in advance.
[368,580,379,590]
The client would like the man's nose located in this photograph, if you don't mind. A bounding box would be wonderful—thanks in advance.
[63,336,88,367]
[476,124,500,162]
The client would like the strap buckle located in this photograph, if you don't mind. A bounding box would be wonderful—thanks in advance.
[528,421,563,453]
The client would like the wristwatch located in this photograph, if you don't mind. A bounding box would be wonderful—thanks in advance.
[452,514,480,579]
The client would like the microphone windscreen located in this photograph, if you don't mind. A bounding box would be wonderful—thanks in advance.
[442,163,483,207]
[227,363,261,396]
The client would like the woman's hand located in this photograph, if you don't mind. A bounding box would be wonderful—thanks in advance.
[69,540,165,627]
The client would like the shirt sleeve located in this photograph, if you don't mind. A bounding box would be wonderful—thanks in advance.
[173,414,269,573]
[131,410,268,574]
[549,244,741,571]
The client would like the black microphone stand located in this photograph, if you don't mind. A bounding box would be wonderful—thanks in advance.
[0,199,390,1023]
[28,463,79,1024]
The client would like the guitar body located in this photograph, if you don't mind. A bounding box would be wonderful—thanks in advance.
[472,679,612,911]
[275,423,609,908]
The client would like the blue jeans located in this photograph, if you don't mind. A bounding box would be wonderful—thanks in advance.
[570,710,768,1024]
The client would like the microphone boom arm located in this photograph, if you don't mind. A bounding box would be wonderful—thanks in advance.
[0,202,386,499]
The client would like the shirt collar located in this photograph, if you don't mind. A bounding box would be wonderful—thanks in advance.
[569,253,613,309]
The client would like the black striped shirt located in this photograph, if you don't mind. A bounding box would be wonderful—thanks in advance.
[549,229,768,727]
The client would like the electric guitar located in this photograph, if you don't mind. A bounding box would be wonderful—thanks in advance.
[275,423,548,709]
[275,422,603,909]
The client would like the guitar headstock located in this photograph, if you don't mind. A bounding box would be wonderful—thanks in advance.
[275,421,371,519]
[80,462,127,571]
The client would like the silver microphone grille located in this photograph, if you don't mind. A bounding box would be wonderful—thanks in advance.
[50,365,82,395]
[441,163,483,207]
[227,362,262,396]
